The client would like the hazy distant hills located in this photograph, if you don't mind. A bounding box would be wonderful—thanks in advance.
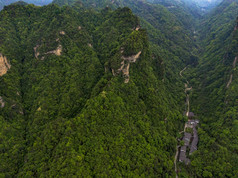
[190,0,222,7]
[149,0,223,15]
[0,0,52,10]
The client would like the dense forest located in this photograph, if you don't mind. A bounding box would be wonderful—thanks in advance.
[0,0,237,177]
[0,0,52,10]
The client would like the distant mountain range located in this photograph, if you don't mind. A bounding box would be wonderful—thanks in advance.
[0,0,52,10]
[149,0,223,14]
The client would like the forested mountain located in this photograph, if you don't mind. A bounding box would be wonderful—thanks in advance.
[53,0,199,85]
[148,0,202,19]
[0,2,187,177]
[0,0,237,177]
[148,0,222,16]
[0,0,52,10]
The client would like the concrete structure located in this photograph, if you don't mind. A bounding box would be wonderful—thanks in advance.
[179,146,190,165]
[179,119,199,164]
[183,132,192,146]
[190,127,198,155]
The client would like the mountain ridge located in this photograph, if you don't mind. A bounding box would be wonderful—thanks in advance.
[0,0,237,177]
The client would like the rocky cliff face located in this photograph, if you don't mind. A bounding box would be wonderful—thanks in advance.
[118,51,142,83]
[0,53,11,76]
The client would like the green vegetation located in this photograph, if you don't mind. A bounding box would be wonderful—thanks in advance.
[0,2,186,177]
[185,127,193,134]
[0,0,237,177]
[0,0,52,10]
[180,0,238,177]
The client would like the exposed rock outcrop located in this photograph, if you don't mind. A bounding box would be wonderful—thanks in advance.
[59,31,65,35]
[227,56,237,88]
[34,45,40,59]
[118,51,141,83]
[233,56,237,68]
[234,18,238,31]
[34,39,63,60]
[227,74,233,88]
[45,45,63,56]
[0,53,11,77]
[135,26,140,31]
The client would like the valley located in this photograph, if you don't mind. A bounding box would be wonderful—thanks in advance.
[0,0,237,177]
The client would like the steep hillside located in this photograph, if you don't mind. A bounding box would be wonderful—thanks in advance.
[149,0,202,27]
[1,0,237,177]
[190,0,222,8]
[53,0,199,108]
[0,3,186,177]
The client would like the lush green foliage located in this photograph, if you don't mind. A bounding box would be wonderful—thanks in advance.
[0,3,186,177]
[1,0,237,177]
[0,0,52,10]
[179,0,238,177]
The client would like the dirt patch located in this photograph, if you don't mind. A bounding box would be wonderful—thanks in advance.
[0,96,5,108]
[118,51,141,83]
[60,31,65,35]
[0,53,11,77]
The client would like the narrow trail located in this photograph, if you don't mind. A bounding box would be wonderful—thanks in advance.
[179,66,187,78]
[174,66,192,178]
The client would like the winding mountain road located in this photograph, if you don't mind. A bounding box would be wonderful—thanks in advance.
[174,66,192,178]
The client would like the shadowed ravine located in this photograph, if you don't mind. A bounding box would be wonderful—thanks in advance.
[175,66,198,177]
